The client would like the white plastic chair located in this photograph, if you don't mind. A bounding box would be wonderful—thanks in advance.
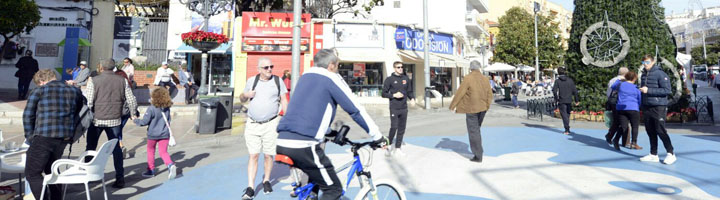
[0,149,27,196]
[40,139,118,200]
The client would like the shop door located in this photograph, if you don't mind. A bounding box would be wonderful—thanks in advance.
[247,53,304,79]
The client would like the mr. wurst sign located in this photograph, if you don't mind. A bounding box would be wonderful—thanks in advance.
[242,12,311,38]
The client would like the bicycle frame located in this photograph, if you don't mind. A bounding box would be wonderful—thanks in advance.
[291,150,376,199]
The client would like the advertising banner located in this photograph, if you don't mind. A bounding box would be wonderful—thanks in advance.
[353,63,366,77]
[395,26,454,55]
[241,12,311,38]
[334,23,383,48]
[191,4,234,39]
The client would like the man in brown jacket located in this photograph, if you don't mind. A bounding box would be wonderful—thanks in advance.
[450,60,493,163]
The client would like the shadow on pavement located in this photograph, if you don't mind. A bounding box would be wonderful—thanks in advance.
[61,151,210,199]
[434,138,472,157]
[521,123,636,157]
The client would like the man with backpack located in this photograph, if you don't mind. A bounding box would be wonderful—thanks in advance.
[23,69,86,200]
[241,57,288,199]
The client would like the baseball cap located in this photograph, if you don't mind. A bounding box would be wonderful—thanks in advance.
[162,61,168,65]
[80,61,87,65]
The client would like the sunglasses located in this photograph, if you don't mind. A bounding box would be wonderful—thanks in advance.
[642,61,651,64]
[395,67,403,69]
[262,65,274,70]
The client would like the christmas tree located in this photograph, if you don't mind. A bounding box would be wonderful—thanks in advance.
[565,0,679,112]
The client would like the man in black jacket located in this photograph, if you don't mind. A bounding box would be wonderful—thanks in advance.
[15,50,39,100]
[638,55,676,164]
[382,61,414,156]
[552,67,580,135]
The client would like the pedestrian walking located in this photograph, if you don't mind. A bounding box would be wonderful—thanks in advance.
[240,57,289,199]
[178,66,198,104]
[134,88,178,180]
[85,59,138,188]
[23,69,85,200]
[612,71,643,150]
[605,67,628,146]
[15,50,39,100]
[115,70,139,157]
[121,58,135,83]
[552,67,580,135]
[449,60,493,163]
[511,78,520,108]
[382,61,415,156]
[67,61,91,87]
[715,71,720,91]
[638,55,676,164]
[275,49,388,200]
[154,62,177,96]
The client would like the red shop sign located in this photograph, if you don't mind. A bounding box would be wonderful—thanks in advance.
[242,12,311,38]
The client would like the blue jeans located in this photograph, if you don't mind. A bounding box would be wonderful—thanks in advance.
[119,114,130,141]
[86,124,124,180]
[512,95,519,107]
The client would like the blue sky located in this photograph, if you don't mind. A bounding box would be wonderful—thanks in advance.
[551,0,720,15]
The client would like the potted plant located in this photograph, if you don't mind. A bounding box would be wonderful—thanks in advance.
[181,30,229,52]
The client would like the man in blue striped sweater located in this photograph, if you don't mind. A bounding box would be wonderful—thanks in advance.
[276,49,388,200]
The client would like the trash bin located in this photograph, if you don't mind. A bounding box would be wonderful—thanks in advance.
[215,87,234,129]
[197,97,219,134]
[503,87,512,101]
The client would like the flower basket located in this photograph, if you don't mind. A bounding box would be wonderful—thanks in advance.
[181,30,229,52]
[190,41,221,52]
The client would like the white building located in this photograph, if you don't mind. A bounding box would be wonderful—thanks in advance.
[327,0,490,101]
[667,7,720,52]
[0,0,92,70]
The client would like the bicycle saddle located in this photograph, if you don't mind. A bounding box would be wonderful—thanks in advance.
[275,154,295,166]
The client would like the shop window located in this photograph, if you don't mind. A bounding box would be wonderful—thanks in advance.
[430,67,453,97]
[339,62,384,97]
[210,54,232,90]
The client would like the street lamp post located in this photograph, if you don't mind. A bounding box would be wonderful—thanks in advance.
[178,0,232,95]
[533,2,540,81]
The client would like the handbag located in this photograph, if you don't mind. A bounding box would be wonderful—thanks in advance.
[160,111,177,147]
[606,85,620,111]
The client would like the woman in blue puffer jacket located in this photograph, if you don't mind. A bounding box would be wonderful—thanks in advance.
[611,71,643,151]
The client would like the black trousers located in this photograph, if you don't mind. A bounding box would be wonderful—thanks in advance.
[18,77,32,99]
[389,109,408,149]
[25,136,68,200]
[643,106,674,155]
[558,103,572,132]
[605,107,620,141]
[184,83,199,102]
[277,144,342,200]
[616,110,640,144]
[466,112,487,161]
[86,125,125,180]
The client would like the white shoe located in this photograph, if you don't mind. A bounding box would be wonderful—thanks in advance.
[168,164,177,180]
[663,153,677,165]
[639,154,660,162]
[393,148,405,157]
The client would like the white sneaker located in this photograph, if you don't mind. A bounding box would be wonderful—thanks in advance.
[639,154,660,162]
[168,164,177,180]
[393,148,405,157]
[663,153,677,165]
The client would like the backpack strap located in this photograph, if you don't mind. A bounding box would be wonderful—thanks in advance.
[274,75,281,97]
[251,74,261,91]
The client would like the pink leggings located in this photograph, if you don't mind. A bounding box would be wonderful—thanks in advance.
[147,139,174,169]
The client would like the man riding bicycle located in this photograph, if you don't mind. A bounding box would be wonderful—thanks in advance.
[276,49,388,200]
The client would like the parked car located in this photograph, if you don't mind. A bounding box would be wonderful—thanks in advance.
[693,65,708,81]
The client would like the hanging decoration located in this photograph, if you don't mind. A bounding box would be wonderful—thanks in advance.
[580,12,631,68]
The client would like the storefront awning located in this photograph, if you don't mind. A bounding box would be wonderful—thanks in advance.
[397,50,460,68]
[174,43,232,54]
[58,38,91,46]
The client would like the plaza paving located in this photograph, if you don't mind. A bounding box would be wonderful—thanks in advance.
[0,80,719,199]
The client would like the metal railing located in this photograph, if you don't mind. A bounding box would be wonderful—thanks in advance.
[526,97,557,121]
[689,96,715,125]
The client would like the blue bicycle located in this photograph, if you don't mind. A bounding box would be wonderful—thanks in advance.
[275,124,406,200]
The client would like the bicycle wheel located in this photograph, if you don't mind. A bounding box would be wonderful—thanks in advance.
[354,179,406,200]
